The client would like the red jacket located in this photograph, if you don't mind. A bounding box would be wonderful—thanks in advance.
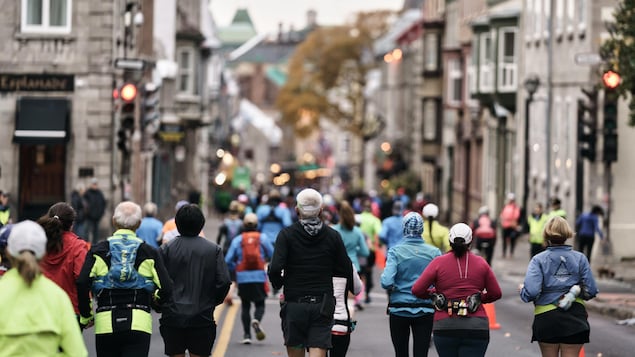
[411,251,502,322]
[40,231,88,314]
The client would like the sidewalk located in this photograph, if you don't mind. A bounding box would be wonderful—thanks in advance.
[492,236,635,321]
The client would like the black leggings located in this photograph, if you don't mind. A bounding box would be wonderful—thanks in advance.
[576,234,595,264]
[240,297,265,336]
[389,313,434,357]
[95,330,151,357]
[502,228,518,257]
[328,334,351,357]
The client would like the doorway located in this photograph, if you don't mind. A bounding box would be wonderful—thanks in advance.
[19,144,66,220]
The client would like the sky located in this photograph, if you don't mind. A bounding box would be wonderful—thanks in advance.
[211,0,404,35]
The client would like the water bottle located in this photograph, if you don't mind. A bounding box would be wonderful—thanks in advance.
[557,285,581,310]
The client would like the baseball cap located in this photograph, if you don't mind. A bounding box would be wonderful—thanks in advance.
[244,213,258,225]
[295,188,323,216]
[7,220,47,260]
[403,212,424,237]
[478,206,489,215]
[506,192,516,201]
[175,200,189,211]
[422,203,439,218]
[449,223,473,245]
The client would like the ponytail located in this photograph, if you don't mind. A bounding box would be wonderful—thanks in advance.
[450,238,470,257]
[37,215,64,254]
[427,217,433,240]
[14,251,40,286]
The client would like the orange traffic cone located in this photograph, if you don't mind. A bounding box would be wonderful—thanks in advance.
[579,346,585,357]
[483,303,501,329]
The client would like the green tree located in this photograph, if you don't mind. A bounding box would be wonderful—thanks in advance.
[600,0,635,125]
[275,10,393,138]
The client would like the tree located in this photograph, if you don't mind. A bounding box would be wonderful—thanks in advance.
[600,0,635,125]
[275,10,393,138]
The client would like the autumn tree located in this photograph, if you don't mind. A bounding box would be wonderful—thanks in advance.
[276,10,393,137]
[600,0,635,125]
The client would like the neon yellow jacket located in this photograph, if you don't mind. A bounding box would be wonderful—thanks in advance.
[359,211,382,250]
[528,214,549,244]
[422,220,451,253]
[0,269,88,356]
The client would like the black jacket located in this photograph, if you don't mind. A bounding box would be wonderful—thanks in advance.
[268,221,353,301]
[160,236,231,328]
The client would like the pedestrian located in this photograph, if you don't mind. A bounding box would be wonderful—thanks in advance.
[159,203,231,357]
[332,200,369,310]
[575,205,604,264]
[136,202,163,249]
[255,189,293,245]
[161,200,189,245]
[358,198,382,304]
[0,224,11,277]
[527,203,549,257]
[0,191,11,226]
[412,223,502,357]
[422,203,451,253]
[83,178,107,244]
[37,202,89,321]
[268,188,354,357]
[0,220,88,356]
[548,197,567,219]
[499,193,521,258]
[70,183,88,239]
[381,212,441,357]
[329,262,363,357]
[225,213,274,344]
[472,206,497,265]
[217,200,245,255]
[77,201,173,357]
[520,216,598,357]
[379,201,404,252]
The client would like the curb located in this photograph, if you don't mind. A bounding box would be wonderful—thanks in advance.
[585,300,635,320]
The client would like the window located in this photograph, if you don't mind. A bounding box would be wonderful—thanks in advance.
[566,0,575,33]
[177,48,197,95]
[479,32,493,92]
[422,99,437,141]
[447,58,462,104]
[498,28,517,92]
[543,0,551,38]
[21,0,72,33]
[555,0,564,36]
[525,0,534,41]
[577,0,587,31]
[424,33,438,72]
[534,0,542,38]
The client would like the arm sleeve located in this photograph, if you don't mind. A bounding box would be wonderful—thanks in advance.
[594,216,604,239]
[214,247,232,306]
[73,244,89,281]
[148,246,173,304]
[411,259,436,298]
[76,249,96,318]
[58,292,89,357]
[216,224,227,245]
[267,231,288,290]
[224,236,239,271]
[331,233,355,293]
[520,258,543,303]
[380,248,397,290]
[481,266,502,303]
[261,234,274,260]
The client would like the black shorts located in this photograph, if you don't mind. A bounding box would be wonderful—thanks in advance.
[160,324,216,356]
[281,300,333,349]
[532,302,590,344]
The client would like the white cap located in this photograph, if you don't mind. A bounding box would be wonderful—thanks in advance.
[507,192,516,201]
[296,188,323,217]
[7,220,48,260]
[422,203,439,218]
[478,206,489,215]
[449,223,473,244]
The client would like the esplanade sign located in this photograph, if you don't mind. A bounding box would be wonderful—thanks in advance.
[0,73,74,92]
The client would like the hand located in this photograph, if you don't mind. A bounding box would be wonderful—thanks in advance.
[518,283,524,292]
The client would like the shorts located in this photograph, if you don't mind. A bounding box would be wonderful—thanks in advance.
[160,324,216,356]
[532,302,590,344]
[281,300,333,349]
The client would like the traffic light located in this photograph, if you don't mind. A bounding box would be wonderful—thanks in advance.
[602,70,620,163]
[142,83,160,135]
[117,82,137,155]
[577,88,598,162]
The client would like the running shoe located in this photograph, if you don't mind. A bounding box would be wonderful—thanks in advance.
[251,319,266,341]
[241,336,252,344]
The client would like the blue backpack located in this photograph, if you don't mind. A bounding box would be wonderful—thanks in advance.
[92,235,155,293]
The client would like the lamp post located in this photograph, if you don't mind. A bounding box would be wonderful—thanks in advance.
[522,75,540,216]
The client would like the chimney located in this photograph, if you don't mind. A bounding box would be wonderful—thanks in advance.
[277,22,283,43]
[306,9,317,28]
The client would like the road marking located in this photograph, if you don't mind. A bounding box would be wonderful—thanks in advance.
[212,300,240,357]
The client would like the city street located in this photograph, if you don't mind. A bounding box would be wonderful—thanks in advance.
[80,217,635,357]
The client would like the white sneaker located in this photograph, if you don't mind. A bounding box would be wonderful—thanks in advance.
[251,319,266,341]
[241,337,252,344]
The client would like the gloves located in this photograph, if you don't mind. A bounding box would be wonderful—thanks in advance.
[431,293,447,311]
[467,292,482,313]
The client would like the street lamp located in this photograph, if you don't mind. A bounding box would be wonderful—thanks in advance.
[523,75,541,216]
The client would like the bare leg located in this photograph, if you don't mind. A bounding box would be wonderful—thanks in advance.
[538,342,560,357]
[308,347,327,357]
[560,344,583,357]
[287,346,306,357]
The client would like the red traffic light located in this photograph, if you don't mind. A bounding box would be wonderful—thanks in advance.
[120,83,138,102]
[602,70,621,90]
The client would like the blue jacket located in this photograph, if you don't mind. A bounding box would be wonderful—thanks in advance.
[379,215,403,251]
[255,205,293,244]
[333,224,369,272]
[575,212,603,239]
[381,236,442,317]
[520,245,598,306]
[225,232,274,284]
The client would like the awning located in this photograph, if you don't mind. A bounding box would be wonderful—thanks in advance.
[13,97,70,144]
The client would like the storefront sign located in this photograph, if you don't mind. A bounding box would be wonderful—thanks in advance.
[0,73,75,92]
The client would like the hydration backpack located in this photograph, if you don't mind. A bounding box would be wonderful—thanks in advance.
[474,215,495,239]
[92,235,155,293]
[237,231,265,271]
